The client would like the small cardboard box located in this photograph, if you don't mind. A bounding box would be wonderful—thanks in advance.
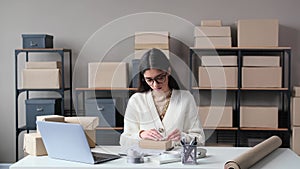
[243,56,280,67]
[194,26,231,37]
[198,67,238,88]
[200,55,237,66]
[22,69,61,89]
[293,86,300,97]
[198,106,233,127]
[242,67,282,88]
[240,106,278,128]
[23,133,47,156]
[292,127,300,155]
[139,140,172,150]
[201,20,222,27]
[65,117,99,148]
[88,62,128,88]
[36,115,65,134]
[135,32,169,49]
[195,37,231,48]
[237,19,279,47]
[25,61,62,69]
[134,49,170,59]
[292,97,300,126]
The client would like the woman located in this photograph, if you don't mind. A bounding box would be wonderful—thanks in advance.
[120,48,205,147]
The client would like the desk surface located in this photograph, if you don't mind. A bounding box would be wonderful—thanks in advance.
[10,146,300,169]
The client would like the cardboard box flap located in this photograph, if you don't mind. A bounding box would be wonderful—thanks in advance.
[64,117,99,130]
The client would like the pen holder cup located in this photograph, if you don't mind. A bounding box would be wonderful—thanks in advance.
[181,144,197,165]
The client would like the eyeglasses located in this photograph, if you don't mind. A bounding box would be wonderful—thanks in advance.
[144,73,168,85]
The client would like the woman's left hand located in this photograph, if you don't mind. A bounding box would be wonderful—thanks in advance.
[166,129,181,141]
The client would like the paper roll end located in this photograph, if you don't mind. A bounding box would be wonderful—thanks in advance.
[224,161,241,169]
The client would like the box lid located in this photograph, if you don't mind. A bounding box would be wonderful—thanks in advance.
[25,98,61,104]
[22,34,53,39]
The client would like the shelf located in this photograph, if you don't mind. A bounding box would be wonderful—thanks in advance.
[75,87,138,91]
[190,47,291,50]
[15,48,71,52]
[17,88,71,92]
[240,127,288,131]
[241,88,288,91]
[204,127,238,131]
[96,127,123,130]
[192,87,238,90]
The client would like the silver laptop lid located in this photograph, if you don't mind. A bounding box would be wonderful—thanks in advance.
[36,121,95,164]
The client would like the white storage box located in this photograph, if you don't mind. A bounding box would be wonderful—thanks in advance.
[22,69,61,89]
[134,32,169,49]
[195,37,231,48]
[201,55,237,66]
[198,67,237,88]
[194,26,231,37]
[25,61,62,69]
[201,20,222,27]
[243,56,280,67]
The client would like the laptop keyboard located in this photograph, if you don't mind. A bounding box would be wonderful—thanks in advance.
[92,152,121,163]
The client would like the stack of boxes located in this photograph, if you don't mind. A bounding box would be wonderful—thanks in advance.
[291,86,300,155]
[132,31,170,87]
[194,20,232,48]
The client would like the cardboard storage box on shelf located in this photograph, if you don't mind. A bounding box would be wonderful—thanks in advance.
[194,26,231,37]
[237,19,279,47]
[198,67,238,88]
[201,20,222,27]
[242,67,282,88]
[65,117,99,148]
[25,61,62,69]
[88,62,128,88]
[139,140,172,150]
[23,133,47,156]
[22,69,61,89]
[240,106,278,128]
[135,49,170,59]
[200,55,237,66]
[198,106,233,127]
[292,127,300,155]
[292,97,300,126]
[293,86,300,97]
[243,56,280,67]
[194,37,231,48]
[134,32,169,50]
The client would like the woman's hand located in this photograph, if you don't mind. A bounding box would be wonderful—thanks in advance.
[166,129,181,141]
[140,129,163,141]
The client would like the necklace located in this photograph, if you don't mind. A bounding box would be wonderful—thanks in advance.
[152,90,172,120]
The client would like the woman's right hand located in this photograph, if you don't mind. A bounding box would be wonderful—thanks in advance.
[140,129,163,141]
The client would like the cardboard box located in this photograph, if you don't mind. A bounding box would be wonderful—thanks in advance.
[22,69,61,89]
[240,106,278,128]
[237,19,279,47]
[65,117,99,148]
[243,56,280,67]
[135,49,169,59]
[23,133,47,156]
[195,37,231,48]
[139,140,172,150]
[135,32,169,49]
[201,20,222,27]
[194,26,231,37]
[25,61,62,69]
[293,86,300,97]
[198,67,237,88]
[292,127,300,155]
[242,67,282,88]
[292,97,300,126]
[36,115,65,134]
[88,62,128,88]
[198,106,233,127]
[201,55,237,66]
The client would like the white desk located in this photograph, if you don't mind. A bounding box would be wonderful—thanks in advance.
[10,146,300,169]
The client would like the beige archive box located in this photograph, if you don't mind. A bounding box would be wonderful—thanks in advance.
[134,32,169,49]
[194,26,231,37]
[242,67,282,88]
[198,106,233,128]
[23,133,47,156]
[292,97,300,126]
[293,86,300,97]
[22,69,61,89]
[292,127,300,155]
[65,117,99,148]
[201,20,222,27]
[237,19,279,47]
[195,37,231,48]
[134,49,170,59]
[139,140,172,150]
[88,62,128,88]
[201,55,237,66]
[240,106,278,128]
[198,67,237,88]
[243,56,280,67]
[25,61,62,69]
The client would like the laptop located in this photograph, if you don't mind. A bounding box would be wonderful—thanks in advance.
[36,121,120,164]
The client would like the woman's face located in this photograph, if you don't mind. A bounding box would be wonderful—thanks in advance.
[143,69,170,92]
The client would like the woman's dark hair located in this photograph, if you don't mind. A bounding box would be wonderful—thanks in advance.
[137,48,184,92]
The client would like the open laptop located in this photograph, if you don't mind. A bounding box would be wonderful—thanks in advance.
[36,121,120,164]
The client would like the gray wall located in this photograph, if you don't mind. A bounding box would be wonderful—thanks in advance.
[1,0,300,162]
